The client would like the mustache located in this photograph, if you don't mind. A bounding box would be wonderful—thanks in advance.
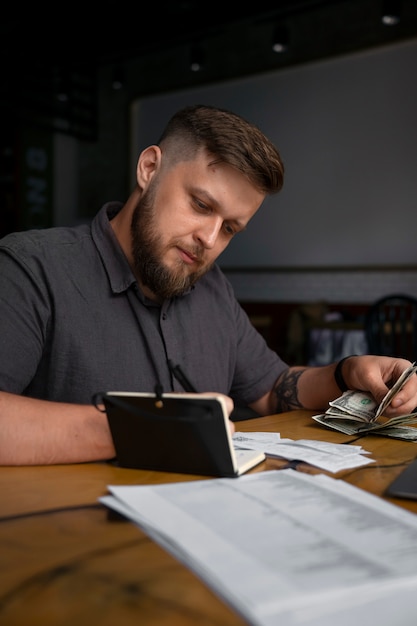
[175,241,205,263]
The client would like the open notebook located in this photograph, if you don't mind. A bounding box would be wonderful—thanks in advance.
[98,391,265,478]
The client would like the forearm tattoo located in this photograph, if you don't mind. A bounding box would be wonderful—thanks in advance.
[274,368,306,413]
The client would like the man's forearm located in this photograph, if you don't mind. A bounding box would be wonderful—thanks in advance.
[273,364,342,413]
[0,392,115,465]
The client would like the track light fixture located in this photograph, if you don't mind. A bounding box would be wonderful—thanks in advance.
[55,67,70,103]
[381,0,402,25]
[112,65,125,90]
[190,44,205,72]
[272,24,289,53]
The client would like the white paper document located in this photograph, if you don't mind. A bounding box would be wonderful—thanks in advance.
[233,432,374,472]
[100,469,417,626]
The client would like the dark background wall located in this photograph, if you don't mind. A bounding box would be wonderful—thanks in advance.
[131,39,417,269]
[2,1,416,363]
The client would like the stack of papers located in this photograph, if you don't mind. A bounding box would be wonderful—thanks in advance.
[313,363,417,440]
[232,432,373,472]
[101,470,417,626]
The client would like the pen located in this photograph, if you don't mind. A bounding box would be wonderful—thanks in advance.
[167,360,197,392]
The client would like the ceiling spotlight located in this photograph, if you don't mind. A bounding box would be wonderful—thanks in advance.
[56,89,69,103]
[272,24,289,53]
[112,65,125,90]
[381,0,402,25]
[55,67,70,103]
[190,44,205,72]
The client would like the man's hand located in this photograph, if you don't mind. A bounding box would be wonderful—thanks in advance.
[343,356,417,417]
[199,392,235,434]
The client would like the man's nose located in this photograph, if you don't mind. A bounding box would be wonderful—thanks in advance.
[195,217,223,249]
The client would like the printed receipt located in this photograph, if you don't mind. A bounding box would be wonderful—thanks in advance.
[232,431,374,472]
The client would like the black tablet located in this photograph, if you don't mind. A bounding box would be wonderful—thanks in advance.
[97,391,265,478]
[385,459,417,500]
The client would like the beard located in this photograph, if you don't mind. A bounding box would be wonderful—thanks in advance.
[130,184,212,300]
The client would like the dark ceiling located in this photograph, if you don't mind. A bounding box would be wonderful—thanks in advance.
[3,0,417,72]
[2,0,417,137]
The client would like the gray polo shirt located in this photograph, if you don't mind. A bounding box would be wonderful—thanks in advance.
[0,203,287,406]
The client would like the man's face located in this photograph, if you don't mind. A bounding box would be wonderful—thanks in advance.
[131,150,264,300]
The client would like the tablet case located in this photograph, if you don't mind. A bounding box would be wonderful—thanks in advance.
[385,458,417,500]
[98,391,265,478]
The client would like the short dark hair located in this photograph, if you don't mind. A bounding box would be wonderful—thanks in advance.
[157,104,284,195]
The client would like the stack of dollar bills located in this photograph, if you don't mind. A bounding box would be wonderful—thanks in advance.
[313,362,417,440]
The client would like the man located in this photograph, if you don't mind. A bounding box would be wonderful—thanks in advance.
[0,104,416,465]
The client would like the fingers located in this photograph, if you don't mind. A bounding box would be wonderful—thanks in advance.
[197,391,235,433]
[198,391,235,417]
[347,356,417,417]
[379,362,417,416]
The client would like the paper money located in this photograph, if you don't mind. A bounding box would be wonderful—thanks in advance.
[328,391,378,421]
[312,413,417,441]
[375,362,417,418]
[313,362,417,440]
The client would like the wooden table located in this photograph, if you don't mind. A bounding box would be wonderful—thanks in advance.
[1,410,416,625]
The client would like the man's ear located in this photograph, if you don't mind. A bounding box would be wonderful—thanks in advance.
[136,145,161,188]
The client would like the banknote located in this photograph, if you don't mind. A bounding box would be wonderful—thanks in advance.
[312,413,417,441]
[328,391,378,421]
[313,362,417,439]
[375,362,417,418]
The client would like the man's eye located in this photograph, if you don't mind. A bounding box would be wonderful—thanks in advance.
[223,223,236,236]
[194,198,209,212]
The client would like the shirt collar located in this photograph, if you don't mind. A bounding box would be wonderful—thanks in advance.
[91,201,196,300]
[91,202,136,294]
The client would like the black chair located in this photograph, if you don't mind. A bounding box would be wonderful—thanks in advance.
[364,294,417,362]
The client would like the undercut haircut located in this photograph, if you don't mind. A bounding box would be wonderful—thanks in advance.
[157,104,285,195]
